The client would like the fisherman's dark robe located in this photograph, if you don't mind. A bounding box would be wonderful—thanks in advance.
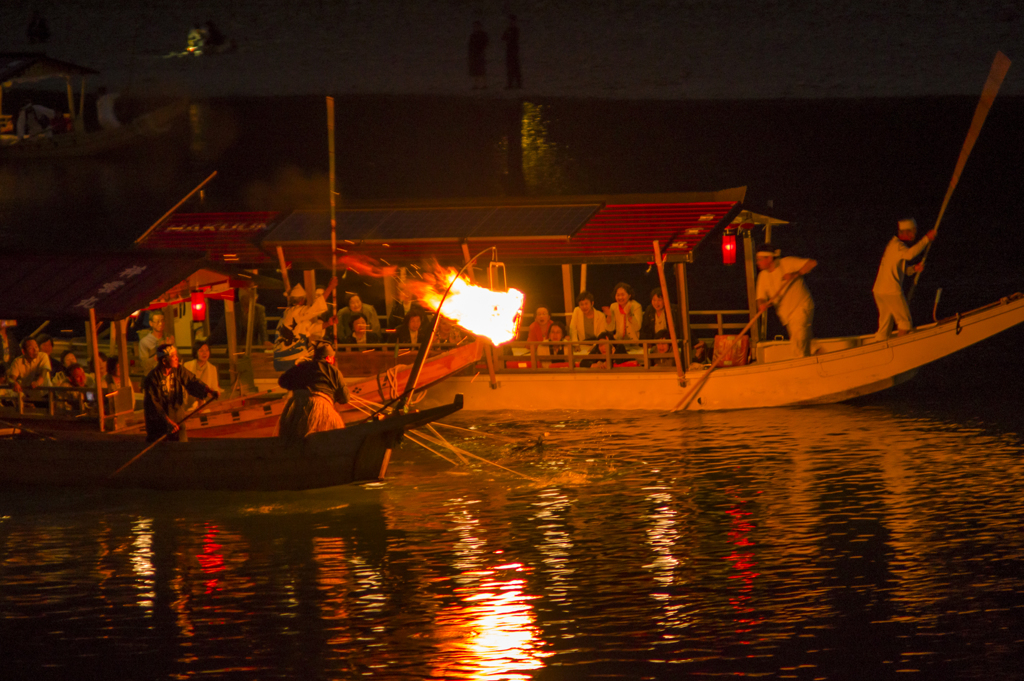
[142,366,212,442]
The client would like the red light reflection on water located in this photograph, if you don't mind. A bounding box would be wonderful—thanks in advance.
[196,524,225,595]
[724,488,763,637]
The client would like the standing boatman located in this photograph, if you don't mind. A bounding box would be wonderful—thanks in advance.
[142,343,218,443]
[872,218,937,341]
[755,244,818,358]
[275,343,350,444]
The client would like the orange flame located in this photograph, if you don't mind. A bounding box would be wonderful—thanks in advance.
[410,268,524,345]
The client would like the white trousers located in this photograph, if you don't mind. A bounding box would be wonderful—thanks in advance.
[873,292,912,341]
[784,304,814,358]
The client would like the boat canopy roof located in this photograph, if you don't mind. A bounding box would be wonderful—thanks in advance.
[259,187,746,267]
[0,53,98,87]
[135,211,282,265]
[0,252,251,322]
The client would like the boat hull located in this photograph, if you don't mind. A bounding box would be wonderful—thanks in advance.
[419,295,1024,412]
[0,397,463,491]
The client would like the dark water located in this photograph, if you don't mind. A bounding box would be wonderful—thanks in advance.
[3,94,1024,679]
[3,406,1024,680]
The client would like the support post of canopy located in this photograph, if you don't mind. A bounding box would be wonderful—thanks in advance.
[89,308,106,432]
[65,76,75,124]
[742,224,761,346]
[224,297,239,395]
[653,242,685,386]
[244,288,256,357]
[114,318,133,429]
[580,264,587,293]
[303,271,317,303]
[674,261,691,371]
[561,264,575,323]
[276,246,291,293]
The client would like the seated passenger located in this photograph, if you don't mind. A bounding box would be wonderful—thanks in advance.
[338,294,382,341]
[395,309,430,346]
[537,321,568,367]
[581,331,626,369]
[387,289,425,331]
[433,316,465,346]
[51,349,78,384]
[53,363,96,410]
[569,290,608,354]
[609,282,643,343]
[183,341,220,399]
[6,337,52,399]
[526,306,553,342]
[343,313,381,349]
[640,289,681,340]
[16,100,55,140]
[652,329,675,367]
[104,356,123,392]
[0,361,17,405]
[36,333,54,362]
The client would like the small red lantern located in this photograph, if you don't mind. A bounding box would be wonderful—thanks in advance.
[721,228,737,265]
[190,291,206,322]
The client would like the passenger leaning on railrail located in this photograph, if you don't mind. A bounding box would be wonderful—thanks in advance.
[6,337,52,400]
[608,283,643,342]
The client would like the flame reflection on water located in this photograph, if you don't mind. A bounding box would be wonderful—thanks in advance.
[1,405,1024,678]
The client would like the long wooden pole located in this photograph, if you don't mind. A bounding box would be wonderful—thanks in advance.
[110,395,216,478]
[327,96,338,348]
[909,51,1011,301]
[653,241,685,386]
[133,171,218,244]
[671,276,795,413]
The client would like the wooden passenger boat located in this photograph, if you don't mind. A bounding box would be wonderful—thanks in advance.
[0,53,184,159]
[418,294,1024,412]
[0,396,463,491]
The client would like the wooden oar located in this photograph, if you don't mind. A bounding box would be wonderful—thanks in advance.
[909,51,1011,302]
[109,395,216,478]
[670,277,796,413]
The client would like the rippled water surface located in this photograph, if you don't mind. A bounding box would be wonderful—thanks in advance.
[3,404,1023,680]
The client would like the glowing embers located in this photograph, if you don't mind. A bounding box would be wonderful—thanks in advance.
[411,268,525,346]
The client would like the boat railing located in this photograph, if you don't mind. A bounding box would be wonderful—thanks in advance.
[688,309,753,336]
[492,339,684,373]
[1,385,102,418]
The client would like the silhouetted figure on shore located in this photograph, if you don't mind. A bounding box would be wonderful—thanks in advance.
[468,21,489,89]
[27,11,50,44]
[502,15,522,89]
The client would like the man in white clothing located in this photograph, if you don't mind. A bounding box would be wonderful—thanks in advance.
[755,244,817,358]
[277,278,338,344]
[872,218,937,341]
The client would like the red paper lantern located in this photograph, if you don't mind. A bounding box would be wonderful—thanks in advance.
[721,230,737,265]
[190,291,206,322]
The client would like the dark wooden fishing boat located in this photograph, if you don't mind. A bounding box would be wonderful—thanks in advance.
[0,395,462,491]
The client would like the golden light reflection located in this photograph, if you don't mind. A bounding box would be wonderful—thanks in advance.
[530,489,575,601]
[130,517,156,612]
[518,102,574,195]
[724,489,763,638]
[427,499,551,679]
[432,563,550,680]
[196,524,225,595]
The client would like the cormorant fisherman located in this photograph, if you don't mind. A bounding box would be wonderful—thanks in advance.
[276,343,350,444]
[142,343,219,443]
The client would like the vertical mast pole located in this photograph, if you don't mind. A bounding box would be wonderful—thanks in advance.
[327,96,338,349]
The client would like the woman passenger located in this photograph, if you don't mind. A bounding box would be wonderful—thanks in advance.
[526,305,553,342]
[184,341,220,402]
[569,290,608,354]
[343,313,381,349]
[537,321,568,367]
[396,309,430,346]
[609,282,643,343]
[640,288,681,340]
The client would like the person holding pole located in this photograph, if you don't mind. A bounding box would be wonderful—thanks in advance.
[142,344,219,443]
[873,218,936,341]
[755,244,817,358]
